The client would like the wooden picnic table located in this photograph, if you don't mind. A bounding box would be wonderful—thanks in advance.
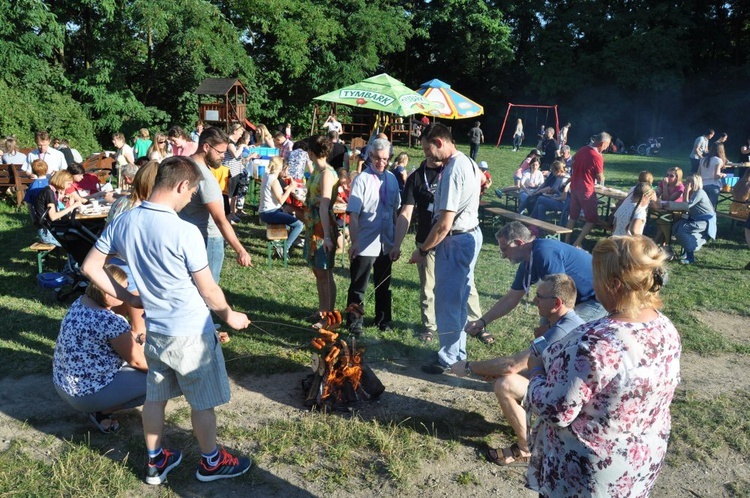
[483,206,572,239]
[594,185,629,220]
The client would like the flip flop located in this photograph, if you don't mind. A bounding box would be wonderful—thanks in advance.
[486,443,530,467]
[469,328,495,344]
[87,411,120,434]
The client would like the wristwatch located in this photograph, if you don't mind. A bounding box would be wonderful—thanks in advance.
[135,333,145,345]
[418,247,430,257]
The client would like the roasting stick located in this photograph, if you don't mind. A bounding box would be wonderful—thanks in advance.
[248,264,291,294]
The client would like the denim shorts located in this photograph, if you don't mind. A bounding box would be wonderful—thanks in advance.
[144,332,231,411]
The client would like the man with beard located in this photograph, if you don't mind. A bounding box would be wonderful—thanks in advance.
[180,127,252,282]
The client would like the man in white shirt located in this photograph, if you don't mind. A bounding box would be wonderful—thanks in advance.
[345,138,401,335]
[323,114,343,134]
[689,129,714,173]
[23,130,68,177]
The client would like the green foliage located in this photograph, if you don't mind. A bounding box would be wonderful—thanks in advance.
[232,0,413,130]
[405,0,513,108]
[0,0,101,151]
[0,80,99,154]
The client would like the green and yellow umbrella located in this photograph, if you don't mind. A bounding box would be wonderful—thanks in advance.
[314,73,441,117]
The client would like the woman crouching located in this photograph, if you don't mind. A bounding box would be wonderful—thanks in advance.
[53,264,147,433]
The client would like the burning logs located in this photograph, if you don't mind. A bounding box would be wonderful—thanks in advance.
[303,311,384,411]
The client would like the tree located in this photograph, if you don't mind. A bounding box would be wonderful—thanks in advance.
[0,0,99,150]
[229,0,413,131]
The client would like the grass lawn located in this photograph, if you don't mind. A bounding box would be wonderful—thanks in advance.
[0,142,749,495]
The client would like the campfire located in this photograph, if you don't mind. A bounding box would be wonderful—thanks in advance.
[302,308,384,411]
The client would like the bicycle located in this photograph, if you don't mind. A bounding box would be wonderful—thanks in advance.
[637,137,663,156]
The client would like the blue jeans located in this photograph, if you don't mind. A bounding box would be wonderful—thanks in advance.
[531,196,565,223]
[470,143,480,161]
[704,184,720,208]
[54,365,146,413]
[574,299,607,322]
[434,227,483,366]
[518,191,537,214]
[207,236,225,284]
[673,219,709,253]
[260,208,304,251]
[38,228,61,247]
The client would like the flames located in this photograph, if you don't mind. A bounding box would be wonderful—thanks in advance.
[303,308,384,410]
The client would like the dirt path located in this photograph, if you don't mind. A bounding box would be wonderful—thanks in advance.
[2,310,748,496]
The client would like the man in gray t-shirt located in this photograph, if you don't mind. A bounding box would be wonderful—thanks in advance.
[467,121,484,161]
[179,128,252,283]
[410,123,483,369]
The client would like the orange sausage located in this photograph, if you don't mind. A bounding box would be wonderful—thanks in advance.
[325,346,340,363]
[332,310,342,324]
[319,330,338,340]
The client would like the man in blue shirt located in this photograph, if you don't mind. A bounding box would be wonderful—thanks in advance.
[452,274,585,466]
[82,156,252,485]
[466,221,606,340]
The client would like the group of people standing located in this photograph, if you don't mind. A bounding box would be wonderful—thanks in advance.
[35,116,700,496]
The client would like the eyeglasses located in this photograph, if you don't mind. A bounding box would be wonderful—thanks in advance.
[208,143,227,155]
[666,174,676,178]
[158,140,166,144]
[535,293,557,300]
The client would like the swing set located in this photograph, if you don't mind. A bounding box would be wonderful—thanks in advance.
[495,103,560,147]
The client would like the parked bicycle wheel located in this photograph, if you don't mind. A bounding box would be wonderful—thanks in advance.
[637,144,648,156]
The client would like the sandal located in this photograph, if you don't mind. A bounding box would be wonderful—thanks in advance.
[419,331,434,342]
[88,411,120,434]
[469,328,495,344]
[486,443,530,467]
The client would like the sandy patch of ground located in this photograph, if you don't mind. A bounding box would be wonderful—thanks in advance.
[2,311,749,496]
[0,353,747,497]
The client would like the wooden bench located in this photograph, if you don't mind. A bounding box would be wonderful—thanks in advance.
[265,224,288,268]
[483,206,572,239]
[28,242,58,274]
[10,164,33,207]
[0,165,14,204]
[716,211,747,232]
[495,186,520,210]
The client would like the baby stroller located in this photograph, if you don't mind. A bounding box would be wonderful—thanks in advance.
[38,210,100,301]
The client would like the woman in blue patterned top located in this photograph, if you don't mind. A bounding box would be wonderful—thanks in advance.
[53,264,148,433]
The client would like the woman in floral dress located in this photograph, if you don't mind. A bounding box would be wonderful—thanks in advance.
[304,135,338,325]
[53,264,148,433]
[526,235,681,497]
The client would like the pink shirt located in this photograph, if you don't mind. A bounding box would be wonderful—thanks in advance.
[173,141,198,157]
[657,180,685,202]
